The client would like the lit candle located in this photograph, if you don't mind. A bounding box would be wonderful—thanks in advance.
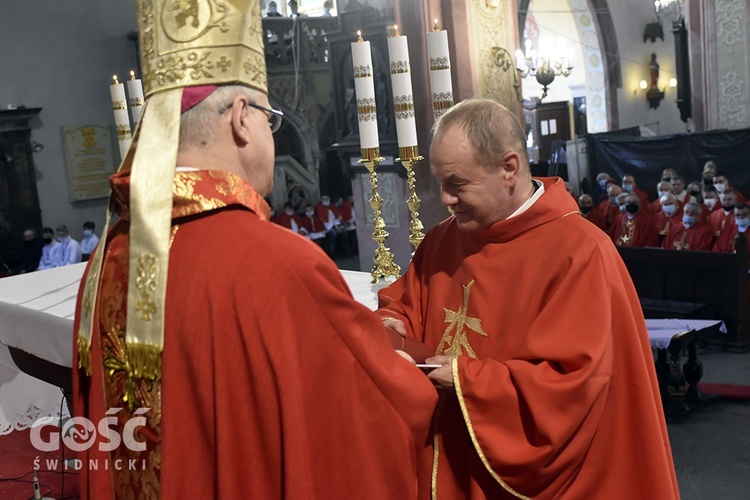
[387,26,418,157]
[109,75,132,160]
[126,70,145,125]
[351,31,379,156]
[426,20,454,120]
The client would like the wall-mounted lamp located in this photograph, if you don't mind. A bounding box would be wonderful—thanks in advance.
[492,39,573,110]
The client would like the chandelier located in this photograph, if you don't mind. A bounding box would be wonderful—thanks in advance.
[514,39,573,101]
[654,0,684,19]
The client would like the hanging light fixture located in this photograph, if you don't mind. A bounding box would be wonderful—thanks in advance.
[491,39,573,109]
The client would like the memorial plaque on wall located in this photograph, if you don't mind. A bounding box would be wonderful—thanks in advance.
[62,125,117,201]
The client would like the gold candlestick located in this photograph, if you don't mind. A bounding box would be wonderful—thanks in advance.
[397,146,425,252]
[359,148,401,283]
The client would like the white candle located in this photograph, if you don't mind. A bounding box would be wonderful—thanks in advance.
[126,70,145,125]
[387,28,418,152]
[351,33,379,151]
[109,75,132,159]
[426,22,454,120]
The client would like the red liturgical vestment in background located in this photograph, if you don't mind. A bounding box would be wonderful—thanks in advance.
[73,170,437,499]
[377,178,678,499]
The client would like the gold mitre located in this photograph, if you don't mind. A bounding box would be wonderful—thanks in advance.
[137,0,267,95]
[78,0,269,404]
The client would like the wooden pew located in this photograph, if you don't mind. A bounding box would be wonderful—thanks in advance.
[617,237,750,352]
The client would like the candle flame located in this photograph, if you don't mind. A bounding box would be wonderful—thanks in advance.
[433,19,440,31]
[357,30,363,42]
[130,70,136,80]
[112,75,119,85]
[392,24,399,37]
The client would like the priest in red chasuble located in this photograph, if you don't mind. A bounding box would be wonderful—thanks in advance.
[377,99,678,499]
[72,2,436,499]
[608,193,659,247]
[662,202,714,251]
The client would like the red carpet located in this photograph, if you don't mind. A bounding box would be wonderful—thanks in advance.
[699,383,750,401]
[0,428,79,500]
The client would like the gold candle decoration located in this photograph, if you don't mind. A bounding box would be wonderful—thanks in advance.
[387,26,425,251]
[126,70,145,125]
[359,155,401,283]
[109,74,132,160]
[351,31,399,282]
[426,21,454,120]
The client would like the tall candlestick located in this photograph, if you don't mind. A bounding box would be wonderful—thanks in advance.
[109,75,132,160]
[387,26,425,252]
[126,70,145,125]
[352,32,400,282]
[426,20,454,120]
[351,32,379,159]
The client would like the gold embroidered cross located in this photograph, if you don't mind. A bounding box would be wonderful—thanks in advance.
[436,280,488,358]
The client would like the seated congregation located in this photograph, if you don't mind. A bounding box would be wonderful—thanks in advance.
[578,161,748,253]
[269,194,358,259]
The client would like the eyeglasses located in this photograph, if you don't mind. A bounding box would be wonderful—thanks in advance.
[219,101,284,133]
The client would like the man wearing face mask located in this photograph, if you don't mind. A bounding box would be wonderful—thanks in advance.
[661,168,677,185]
[621,174,649,207]
[51,225,82,267]
[709,190,738,239]
[663,202,714,251]
[713,175,746,203]
[713,203,750,253]
[300,203,327,248]
[315,194,347,256]
[654,193,683,245]
[609,194,658,247]
[80,221,99,262]
[273,201,304,234]
[21,228,43,273]
[37,227,60,270]
[265,1,282,17]
[703,186,720,215]
[579,194,605,230]
[648,181,674,216]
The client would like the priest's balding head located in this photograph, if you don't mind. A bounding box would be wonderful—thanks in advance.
[429,98,534,231]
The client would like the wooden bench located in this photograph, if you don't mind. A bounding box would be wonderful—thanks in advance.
[618,237,749,352]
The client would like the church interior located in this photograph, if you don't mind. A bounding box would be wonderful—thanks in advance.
[1,0,750,498]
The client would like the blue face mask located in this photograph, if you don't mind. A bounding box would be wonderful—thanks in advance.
[599,180,607,189]
[682,215,696,227]
[83,230,93,237]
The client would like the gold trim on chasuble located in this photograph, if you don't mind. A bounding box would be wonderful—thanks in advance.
[436,280,488,357]
[617,217,637,246]
[430,280,529,498]
[453,356,530,499]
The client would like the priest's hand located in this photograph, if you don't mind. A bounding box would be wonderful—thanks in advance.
[425,355,454,389]
[381,317,407,336]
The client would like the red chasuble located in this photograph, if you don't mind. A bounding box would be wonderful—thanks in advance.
[662,219,714,251]
[272,211,303,232]
[712,221,746,253]
[709,208,734,239]
[73,170,437,499]
[609,211,659,247]
[377,178,678,499]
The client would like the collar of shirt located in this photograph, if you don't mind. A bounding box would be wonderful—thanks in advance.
[507,179,545,220]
